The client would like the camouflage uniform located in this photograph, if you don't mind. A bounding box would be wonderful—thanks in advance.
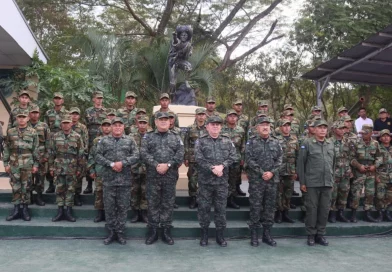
[85,106,107,150]
[87,135,105,210]
[117,106,138,135]
[150,109,179,130]
[7,105,33,130]
[376,132,392,211]
[71,122,88,194]
[44,106,69,136]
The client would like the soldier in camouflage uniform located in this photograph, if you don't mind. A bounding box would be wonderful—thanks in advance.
[150,93,179,130]
[3,109,39,221]
[232,99,249,133]
[28,106,50,206]
[246,117,283,247]
[95,117,140,245]
[221,110,245,209]
[44,92,69,193]
[7,90,34,131]
[375,129,392,222]
[141,112,184,245]
[248,109,269,138]
[195,115,237,247]
[328,121,351,223]
[284,104,301,136]
[205,96,224,119]
[342,115,357,141]
[129,115,152,223]
[84,91,107,194]
[117,91,138,135]
[274,119,298,224]
[129,108,148,134]
[184,108,207,209]
[276,110,300,137]
[350,124,382,223]
[49,115,84,222]
[106,109,117,121]
[337,106,349,119]
[87,119,112,223]
[168,111,184,141]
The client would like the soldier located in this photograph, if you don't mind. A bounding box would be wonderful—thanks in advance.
[337,106,348,118]
[70,107,89,206]
[284,104,301,136]
[84,91,107,194]
[129,115,152,223]
[95,117,139,245]
[184,108,207,209]
[8,90,34,130]
[49,115,84,222]
[129,108,148,134]
[205,96,222,118]
[141,112,184,245]
[44,92,69,193]
[376,129,392,222]
[275,119,298,224]
[150,93,179,130]
[3,109,39,221]
[117,91,138,134]
[195,115,237,247]
[311,106,322,117]
[28,106,50,206]
[168,111,183,140]
[297,119,334,247]
[350,124,382,223]
[342,115,357,140]
[221,110,246,209]
[328,121,351,223]
[248,109,269,137]
[106,109,117,121]
[232,99,249,132]
[87,119,112,223]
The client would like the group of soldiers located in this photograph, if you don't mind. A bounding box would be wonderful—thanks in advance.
[2,89,392,247]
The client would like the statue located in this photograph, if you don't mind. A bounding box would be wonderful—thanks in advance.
[172,82,196,106]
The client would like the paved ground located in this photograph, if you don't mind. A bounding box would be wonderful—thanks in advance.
[0,236,391,272]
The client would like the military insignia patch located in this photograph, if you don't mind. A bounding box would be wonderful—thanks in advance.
[301,145,305,149]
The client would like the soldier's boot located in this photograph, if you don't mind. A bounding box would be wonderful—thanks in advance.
[337,209,349,223]
[6,204,20,221]
[94,210,105,223]
[130,209,140,223]
[35,192,45,206]
[74,194,83,206]
[45,181,55,194]
[215,229,227,247]
[117,232,127,245]
[21,204,31,221]
[315,235,329,246]
[282,210,295,223]
[162,227,174,245]
[376,210,383,222]
[227,195,240,209]
[189,196,197,209]
[52,206,64,222]
[385,210,392,222]
[103,230,116,245]
[350,209,358,223]
[83,179,93,194]
[145,227,158,245]
[250,228,259,247]
[200,228,208,247]
[274,211,282,223]
[236,184,246,196]
[141,210,148,223]
[262,227,277,247]
[64,206,76,222]
[307,235,315,246]
[328,210,336,223]
[364,210,377,223]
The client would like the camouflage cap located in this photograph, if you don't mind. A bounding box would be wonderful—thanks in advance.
[53,92,63,99]
[111,117,124,124]
[334,121,347,129]
[282,110,293,116]
[137,115,148,123]
[16,109,29,117]
[256,116,271,125]
[160,93,170,100]
[125,91,137,98]
[195,108,206,114]
[106,108,116,116]
[312,106,322,111]
[380,129,391,137]
[136,108,147,114]
[379,108,388,114]
[280,119,291,126]
[29,105,40,113]
[359,124,373,134]
[101,118,112,126]
[314,119,328,127]
[258,100,268,107]
[155,111,169,119]
[256,109,268,117]
[309,117,322,127]
[233,99,242,105]
[337,106,348,113]
[206,96,216,103]
[206,115,223,124]
[19,90,30,97]
[226,109,238,116]
[94,91,104,98]
[167,111,175,118]
[69,107,80,114]
[284,104,294,110]
[342,115,353,122]
[61,114,72,123]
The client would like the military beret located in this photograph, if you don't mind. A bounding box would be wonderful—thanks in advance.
[226,109,238,116]
[61,115,72,123]
[155,112,169,119]
[206,115,223,124]
[19,90,30,97]
[69,107,80,114]
[206,96,216,103]
[160,93,170,100]
[314,119,328,127]
[380,129,391,137]
[53,92,64,99]
[101,119,112,126]
[337,106,348,113]
[29,105,40,113]
[195,108,206,114]
[111,117,124,124]
[17,109,29,117]
[256,117,271,125]
[125,91,137,98]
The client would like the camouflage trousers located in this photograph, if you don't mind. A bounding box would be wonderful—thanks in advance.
[9,168,32,205]
[94,177,104,210]
[32,162,46,193]
[103,185,131,234]
[330,177,350,211]
[187,162,198,197]
[351,172,375,210]
[228,163,241,197]
[197,182,228,230]
[55,175,76,207]
[276,176,294,211]
[146,177,176,228]
[248,180,277,229]
[131,173,147,210]
[375,176,392,211]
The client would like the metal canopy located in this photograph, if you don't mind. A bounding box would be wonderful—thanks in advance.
[302,24,392,105]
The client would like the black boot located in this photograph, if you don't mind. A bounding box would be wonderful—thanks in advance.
[274,211,282,223]
[282,210,295,223]
[52,206,64,222]
[35,192,45,206]
[262,227,277,247]
[94,210,105,223]
[307,235,315,246]
[141,210,148,223]
[45,181,55,194]
[227,195,240,209]
[364,210,377,223]
[145,227,158,245]
[6,204,20,221]
[130,209,140,223]
[74,194,83,206]
[64,206,76,222]
[117,232,127,245]
[162,227,174,245]
[236,184,246,196]
[376,210,383,222]
[216,229,227,247]
[385,210,392,222]
[337,209,349,223]
[350,209,357,223]
[83,179,93,194]
[200,228,208,247]
[328,210,336,223]
[103,230,116,245]
[315,235,329,246]
[250,228,259,247]
[21,204,31,221]
[189,196,197,209]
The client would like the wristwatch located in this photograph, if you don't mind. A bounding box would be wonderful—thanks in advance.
[110,162,115,167]
[167,163,172,168]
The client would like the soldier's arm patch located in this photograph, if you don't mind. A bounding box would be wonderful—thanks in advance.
[301,145,306,149]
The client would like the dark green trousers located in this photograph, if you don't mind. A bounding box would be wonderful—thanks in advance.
[305,186,332,236]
